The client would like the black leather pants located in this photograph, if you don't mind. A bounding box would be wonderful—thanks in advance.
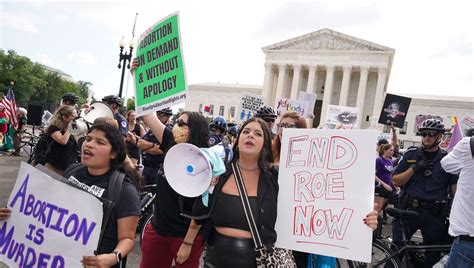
[204,231,257,268]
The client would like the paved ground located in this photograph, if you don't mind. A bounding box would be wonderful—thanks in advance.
[0,155,142,267]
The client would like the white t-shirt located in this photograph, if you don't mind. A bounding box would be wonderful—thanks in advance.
[440,137,474,237]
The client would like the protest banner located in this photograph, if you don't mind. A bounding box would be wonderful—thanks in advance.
[237,94,264,123]
[0,162,102,267]
[134,12,187,116]
[414,115,443,135]
[298,92,317,118]
[378,94,411,128]
[276,98,310,118]
[459,114,474,136]
[275,128,377,263]
[324,105,359,129]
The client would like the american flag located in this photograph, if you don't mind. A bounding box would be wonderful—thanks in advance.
[1,84,18,130]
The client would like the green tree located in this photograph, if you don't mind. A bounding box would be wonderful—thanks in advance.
[126,97,135,111]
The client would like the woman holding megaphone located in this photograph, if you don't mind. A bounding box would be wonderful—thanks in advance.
[140,111,209,268]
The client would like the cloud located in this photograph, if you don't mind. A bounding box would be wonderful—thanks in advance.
[1,11,39,33]
[255,2,380,40]
[429,36,472,59]
[35,53,62,68]
[67,51,97,64]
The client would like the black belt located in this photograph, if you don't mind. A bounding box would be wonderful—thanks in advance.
[405,196,447,209]
[458,235,474,242]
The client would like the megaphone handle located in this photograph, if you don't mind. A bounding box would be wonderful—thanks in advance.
[208,185,215,194]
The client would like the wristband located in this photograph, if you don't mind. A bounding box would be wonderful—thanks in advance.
[182,240,193,246]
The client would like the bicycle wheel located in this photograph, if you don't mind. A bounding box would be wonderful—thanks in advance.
[337,239,402,268]
[139,212,154,248]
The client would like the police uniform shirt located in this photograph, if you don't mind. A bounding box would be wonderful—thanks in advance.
[394,147,458,202]
[115,113,128,136]
[209,131,222,147]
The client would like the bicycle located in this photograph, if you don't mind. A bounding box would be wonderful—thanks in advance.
[338,207,451,268]
[17,128,43,161]
[137,183,157,247]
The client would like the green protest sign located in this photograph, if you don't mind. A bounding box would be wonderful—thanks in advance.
[134,12,187,116]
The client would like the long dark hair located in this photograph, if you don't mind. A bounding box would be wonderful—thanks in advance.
[232,117,274,171]
[87,122,143,187]
[182,111,210,148]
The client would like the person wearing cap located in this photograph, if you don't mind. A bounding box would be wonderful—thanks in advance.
[61,92,79,107]
[440,128,473,267]
[137,109,172,185]
[392,118,458,267]
[209,116,228,146]
[254,106,278,138]
[102,95,128,137]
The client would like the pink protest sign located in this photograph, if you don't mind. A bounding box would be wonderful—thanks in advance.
[275,129,377,263]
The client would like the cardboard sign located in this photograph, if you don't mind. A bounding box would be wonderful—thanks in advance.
[324,105,359,129]
[378,94,411,128]
[275,129,377,263]
[414,115,443,135]
[298,92,318,118]
[134,12,187,116]
[0,163,103,267]
[276,98,310,119]
[459,114,474,136]
[237,94,264,123]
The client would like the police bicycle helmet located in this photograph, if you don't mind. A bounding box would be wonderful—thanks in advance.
[157,107,173,116]
[255,106,277,119]
[418,118,445,134]
[210,116,227,131]
[62,92,79,103]
[102,95,123,106]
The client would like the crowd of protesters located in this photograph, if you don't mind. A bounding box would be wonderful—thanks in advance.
[1,83,472,268]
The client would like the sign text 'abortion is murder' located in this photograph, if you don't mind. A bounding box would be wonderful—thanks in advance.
[0,163,102,267]
[134,12,187,116]
[275,129,377,263]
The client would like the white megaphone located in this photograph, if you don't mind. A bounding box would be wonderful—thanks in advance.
[164,143,231,197]
[68,102,114,140]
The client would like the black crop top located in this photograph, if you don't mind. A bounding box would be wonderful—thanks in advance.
[211,192,258,231]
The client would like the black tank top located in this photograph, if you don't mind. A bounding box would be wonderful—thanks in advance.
[212,192,258,231]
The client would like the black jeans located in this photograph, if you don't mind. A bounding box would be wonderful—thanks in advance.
[204,231,256,268]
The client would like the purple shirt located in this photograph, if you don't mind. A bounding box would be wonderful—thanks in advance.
[376,156,394,185]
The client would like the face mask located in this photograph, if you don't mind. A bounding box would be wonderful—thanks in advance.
[173,125,189,144]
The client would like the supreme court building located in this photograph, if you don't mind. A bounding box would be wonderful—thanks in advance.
[185,28,473,146]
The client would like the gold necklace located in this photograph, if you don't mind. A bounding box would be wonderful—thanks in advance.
[237,161,259,171]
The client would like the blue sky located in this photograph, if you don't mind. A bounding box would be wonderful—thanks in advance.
[1,0,472,103]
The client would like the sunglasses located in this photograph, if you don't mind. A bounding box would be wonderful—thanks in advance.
[176,119,189,127]
[421,132,437,137]
[263,118,275,123]
[277,123,298,129]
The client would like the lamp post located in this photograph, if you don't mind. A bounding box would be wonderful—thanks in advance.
[117,36,135,98]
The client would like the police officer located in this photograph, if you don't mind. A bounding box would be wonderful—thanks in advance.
[254,105,278,138]
[209,116,228,146]
[102,95,128,136]
[392,118,458,267]
[137,108,172,185]
[61,92,79,107]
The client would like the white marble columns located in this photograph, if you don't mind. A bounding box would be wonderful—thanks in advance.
[290,64,302,99]
[338,65,352,106]
[372,68,388,121]
[306,65,317,93]
[274,64,287,101]
[356,66,370,128]
[262,63,274,105]
[320,65,335,125]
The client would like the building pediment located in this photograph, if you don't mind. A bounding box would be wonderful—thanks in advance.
[263,28,394,52]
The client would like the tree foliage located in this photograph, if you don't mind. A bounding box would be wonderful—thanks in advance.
[0,49,92,109]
